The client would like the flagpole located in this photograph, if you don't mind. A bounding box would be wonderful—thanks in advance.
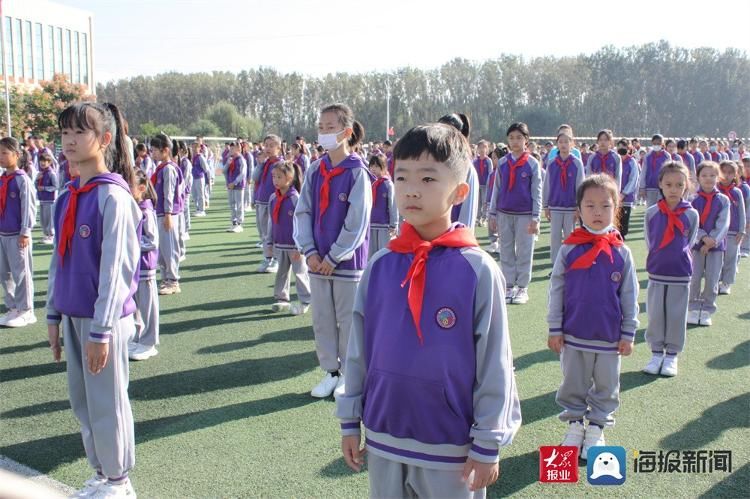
[0,0,11,137]
[385,75,390,142]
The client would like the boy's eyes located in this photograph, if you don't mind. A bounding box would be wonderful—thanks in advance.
[422,177,435,183]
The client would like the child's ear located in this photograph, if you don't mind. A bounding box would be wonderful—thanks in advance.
[452,181,470,206]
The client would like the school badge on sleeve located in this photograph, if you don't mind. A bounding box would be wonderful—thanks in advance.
[435,307,457,329]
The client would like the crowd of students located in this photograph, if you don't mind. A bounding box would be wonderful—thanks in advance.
[2,102,747,498]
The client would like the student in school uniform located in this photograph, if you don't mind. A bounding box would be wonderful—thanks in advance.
[241,141,255,212]
[688,138,705,169]
[484,145,505,255]
[642,162,699,377]
[687,161,731,326]
[437,113,479,230]
[337,122,521,498]
[291,142,310,175]
[254,135,285,273]
[546,124,583,164]
[707,140,721,163]
[190,142,209,217]
[177,140,192,248]
[36,152,59,245]
[586,129,622,188]
[640,134,671,207]
[134,143,154,178]
[266,161,311,316]
[617,139,640,239]
[46,102,141,498]
[547,174,639,460]
[129,169,160,362]
[488,122,542,305]
[739,156,750,257]
[368,154,398,256]
[0,138,36,328]
[150,133,184,296]
[223,142,247,233]
[544,130,584,267]
[674,139,697,188]
[717,161,746,295]
[294,103,372,399]
[473,140,492,226]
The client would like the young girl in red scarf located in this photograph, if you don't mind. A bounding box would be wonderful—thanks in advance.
[547,174,639,461]
[368,154,398,257]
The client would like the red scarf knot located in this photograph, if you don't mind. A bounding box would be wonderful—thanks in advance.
[656,199,688,249]
[506,152,529,191]
[697,190,717,225]
[563,227,624,270]
[555,156,572,189]
[318,157,346,223]
[58,181,101,265]
[272,188,290,224]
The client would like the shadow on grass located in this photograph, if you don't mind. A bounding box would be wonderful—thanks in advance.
[489,450,538,497]
[196,327,311,354]
[660,392,749,449]
[698,462,750,498]
[514,349,557,372]
[179,270,253,284]
[521,370,660,425]
[705,340,749,370]
[1,399,71,418]
[0,340,48,355]
[161,297,268,315]
[0,361,66,382]
[319,456,356,478]
[0,392,317,474]
[160,309,278,336]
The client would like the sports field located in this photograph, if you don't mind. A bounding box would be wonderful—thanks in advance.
[1,177,747,498]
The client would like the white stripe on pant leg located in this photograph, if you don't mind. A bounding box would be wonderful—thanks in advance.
[332,280,358,375]
[309,277,340,372]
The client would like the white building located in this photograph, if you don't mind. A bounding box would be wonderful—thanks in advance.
[1,0,94,93]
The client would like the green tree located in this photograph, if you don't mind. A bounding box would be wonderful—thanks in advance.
[187,118,221,137]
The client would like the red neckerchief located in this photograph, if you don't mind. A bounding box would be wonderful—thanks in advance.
[150,161,170,186]
[596,152,610,175]
[37,169,48,189]
[697,190,717,225]
[718,183,737,205]
[58,181,101,264]
[650,151,664,172]
[272,188,290,224]
[679,152,690,164]
[563,227,624,270]
[657,199,689,249]
[318,156,346,222]
[0,172,15,217]
[476,156,488,179]
[257,157,279,193]
[555,155,572,188]
[372,176,387,204]
[228,156,238,177]
[506,152,529,191]
[388,223,478,344]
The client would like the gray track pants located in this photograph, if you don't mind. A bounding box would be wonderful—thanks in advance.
[720,235,740,285]
[228,188,244,225]
[191,177,205,212]
[40,202,55,237]
[273,249,311,304]
[646,282,688,354]
[549,211,576,266]
[497,213,535,288]
[157,216,180,282]
[369,228,391,258]
[63,314,136,479]
[133,278,159,347]
[368,453,486,499]
[556,347,620,428]
[689,250,723,314]
[0,235,33,311]
[309,277,357,372]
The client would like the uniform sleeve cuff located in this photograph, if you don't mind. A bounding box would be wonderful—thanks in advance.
[548,327,563,336]
[88,331,112,343]
[340,420,361,436]
[324,254,338,267]
[20,228,31,237]
[47,313,61,325]
[303,248,318,258]
[620,331,635,342]
[468,441,500,463]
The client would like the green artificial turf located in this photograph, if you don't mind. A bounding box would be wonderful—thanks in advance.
[0,177,748,498]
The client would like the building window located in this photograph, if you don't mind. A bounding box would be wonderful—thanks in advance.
[34,23,43,81]
[13,19,22,78]
[23,20,32,80]
[63,28,71,80]
[72,30,80,83]
[3,17,12,77]
[45,25,54,80]
[81,32,88,85]
[55,27,62,77]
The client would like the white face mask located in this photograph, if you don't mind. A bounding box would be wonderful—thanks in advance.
[583,223,615,235]
[318,130,345,151]
[652,145,662,152]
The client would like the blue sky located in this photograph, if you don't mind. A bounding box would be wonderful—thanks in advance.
[59,0,750,83]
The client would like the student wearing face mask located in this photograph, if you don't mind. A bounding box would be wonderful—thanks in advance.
[639,134,671,207]
[616,139,639,239]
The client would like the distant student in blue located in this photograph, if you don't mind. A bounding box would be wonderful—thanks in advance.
[585,129,622,189]
[368,154,398,256]
[717,161,746,295]
[643,162,698,377]
[474,140,492,225]
[547,174,639,461]
[616,139,640,239]
[640,134,671,206]
[36,151,59,245]
[224,141,247,233]
[337,122,521,498]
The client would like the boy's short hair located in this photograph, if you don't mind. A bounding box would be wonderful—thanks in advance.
[506,122,530,139]
[38,152,54,163]
[652,134,664,142]
[677,139,688,149]
[393,123,471,182]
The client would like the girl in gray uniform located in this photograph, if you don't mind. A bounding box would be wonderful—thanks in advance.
[47,102,140,498]
[0,137,36,328]
[643,162,699,377]
[717,161,746,294]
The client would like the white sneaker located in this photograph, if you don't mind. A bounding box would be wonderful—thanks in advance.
[89,480,136,498]
[290,302,310,316]
[129,344,158,361]
[699,310,713,326]
[513,287,529,304]
[179,255,186,263]
[272,301,291,312]
[718,282,731,295]
[234,225,244,233]
[740,251,749,258]
[686,310,700,325]
[256,259,270,273]
[255,241,263,248]
[181,232,191,241]
[560,420,585,450]
[333,375,346,399]
[0,309,15,326]
[505,287,515,304]
[310,372,339,398]
[266,259,279,273]
[660,356,678,377]
[486,241,499,254]
[21,310,37,325]
[194,211,206,217]
[642,353,663,375]
[581,424,605,461]
[4,309,27,328]
[72,474,107,498]
[226,224,236,232]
